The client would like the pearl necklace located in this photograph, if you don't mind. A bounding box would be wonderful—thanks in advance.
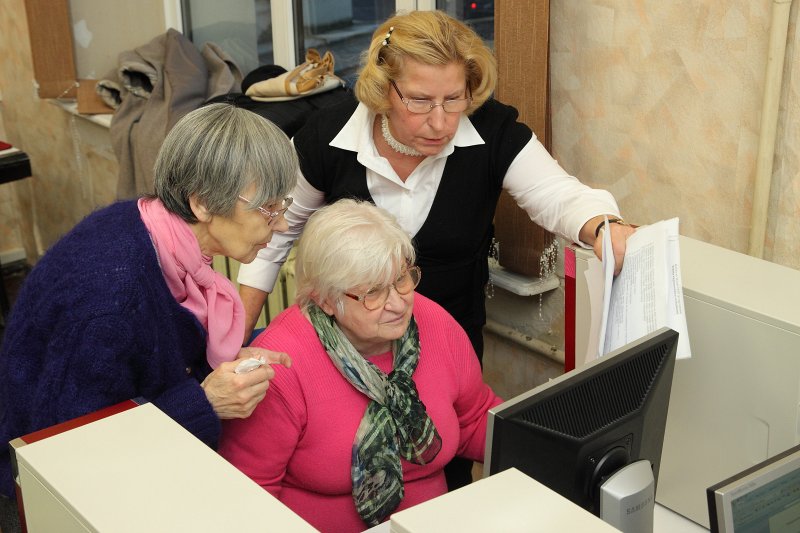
[380,114,423,157]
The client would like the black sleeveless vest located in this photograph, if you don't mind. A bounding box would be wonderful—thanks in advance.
[293,97,532,330]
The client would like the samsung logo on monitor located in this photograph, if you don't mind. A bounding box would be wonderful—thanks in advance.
[627,495,653,516]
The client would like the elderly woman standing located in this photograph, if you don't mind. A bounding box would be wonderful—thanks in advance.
[0,103,298,532]
[236,9,635,490]
[220,199,502,532]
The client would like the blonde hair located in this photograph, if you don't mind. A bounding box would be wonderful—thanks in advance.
[355,10,496,115]
[294,199,416,311]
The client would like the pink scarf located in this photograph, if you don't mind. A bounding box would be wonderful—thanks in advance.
[138,198,244,368]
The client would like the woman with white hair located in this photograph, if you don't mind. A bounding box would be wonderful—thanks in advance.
[0,103,298,533]
[220,199,502,532]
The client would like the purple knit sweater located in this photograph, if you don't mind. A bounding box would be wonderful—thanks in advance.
[0,200,220,499]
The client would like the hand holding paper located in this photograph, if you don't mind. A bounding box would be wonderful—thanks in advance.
[599,218,691,359]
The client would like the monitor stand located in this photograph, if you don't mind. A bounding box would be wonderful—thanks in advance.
[599,459,655,533]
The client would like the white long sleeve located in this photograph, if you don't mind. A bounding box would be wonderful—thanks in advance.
[502,135,620,247]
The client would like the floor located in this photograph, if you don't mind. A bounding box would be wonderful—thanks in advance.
[0,261,29,346]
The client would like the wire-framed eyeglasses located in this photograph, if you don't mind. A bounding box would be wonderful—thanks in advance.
[390,80,472,114]
[238,195,293,225]
[343,265,422,310]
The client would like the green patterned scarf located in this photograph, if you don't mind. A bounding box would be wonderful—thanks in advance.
[308,304,442,527]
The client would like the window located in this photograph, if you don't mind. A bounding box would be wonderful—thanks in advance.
[436,0,494,47]
[180,1,493,83]
[297,0,395,85]
[181,0,273,77]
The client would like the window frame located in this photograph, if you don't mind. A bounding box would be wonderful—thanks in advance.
[171,0,432,70]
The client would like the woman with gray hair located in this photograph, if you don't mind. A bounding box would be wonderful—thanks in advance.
[0,103,298,532]
[220,199,502,532]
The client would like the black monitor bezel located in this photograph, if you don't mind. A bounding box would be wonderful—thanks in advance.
[484,327,679,515]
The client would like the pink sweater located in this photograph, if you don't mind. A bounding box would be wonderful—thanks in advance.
[219,294,501,532]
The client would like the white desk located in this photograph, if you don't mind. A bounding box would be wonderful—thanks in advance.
[654,504,707,532]
[362,469,709,533]
[390,468,618,532]
[14,403,316,532]
[364,504,705,533]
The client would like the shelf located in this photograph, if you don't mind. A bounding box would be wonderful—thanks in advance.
[488,264,560,297]
[50,100,112,129]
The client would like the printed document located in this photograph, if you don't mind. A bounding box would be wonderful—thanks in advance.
[594,217,691,359]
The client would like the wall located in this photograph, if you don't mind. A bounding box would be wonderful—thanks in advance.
[0,0,166,263]
[486,0,800,398]
[484,0,800,395]
[549,0,800,267]
[771,2,800,267]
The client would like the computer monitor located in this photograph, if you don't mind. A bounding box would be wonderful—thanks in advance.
[707,443,800,533]
[484,327,678,533]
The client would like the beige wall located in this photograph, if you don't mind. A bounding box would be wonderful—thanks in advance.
[0,0,166,262]
[485,1,800,394]
[550,0,800,268]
